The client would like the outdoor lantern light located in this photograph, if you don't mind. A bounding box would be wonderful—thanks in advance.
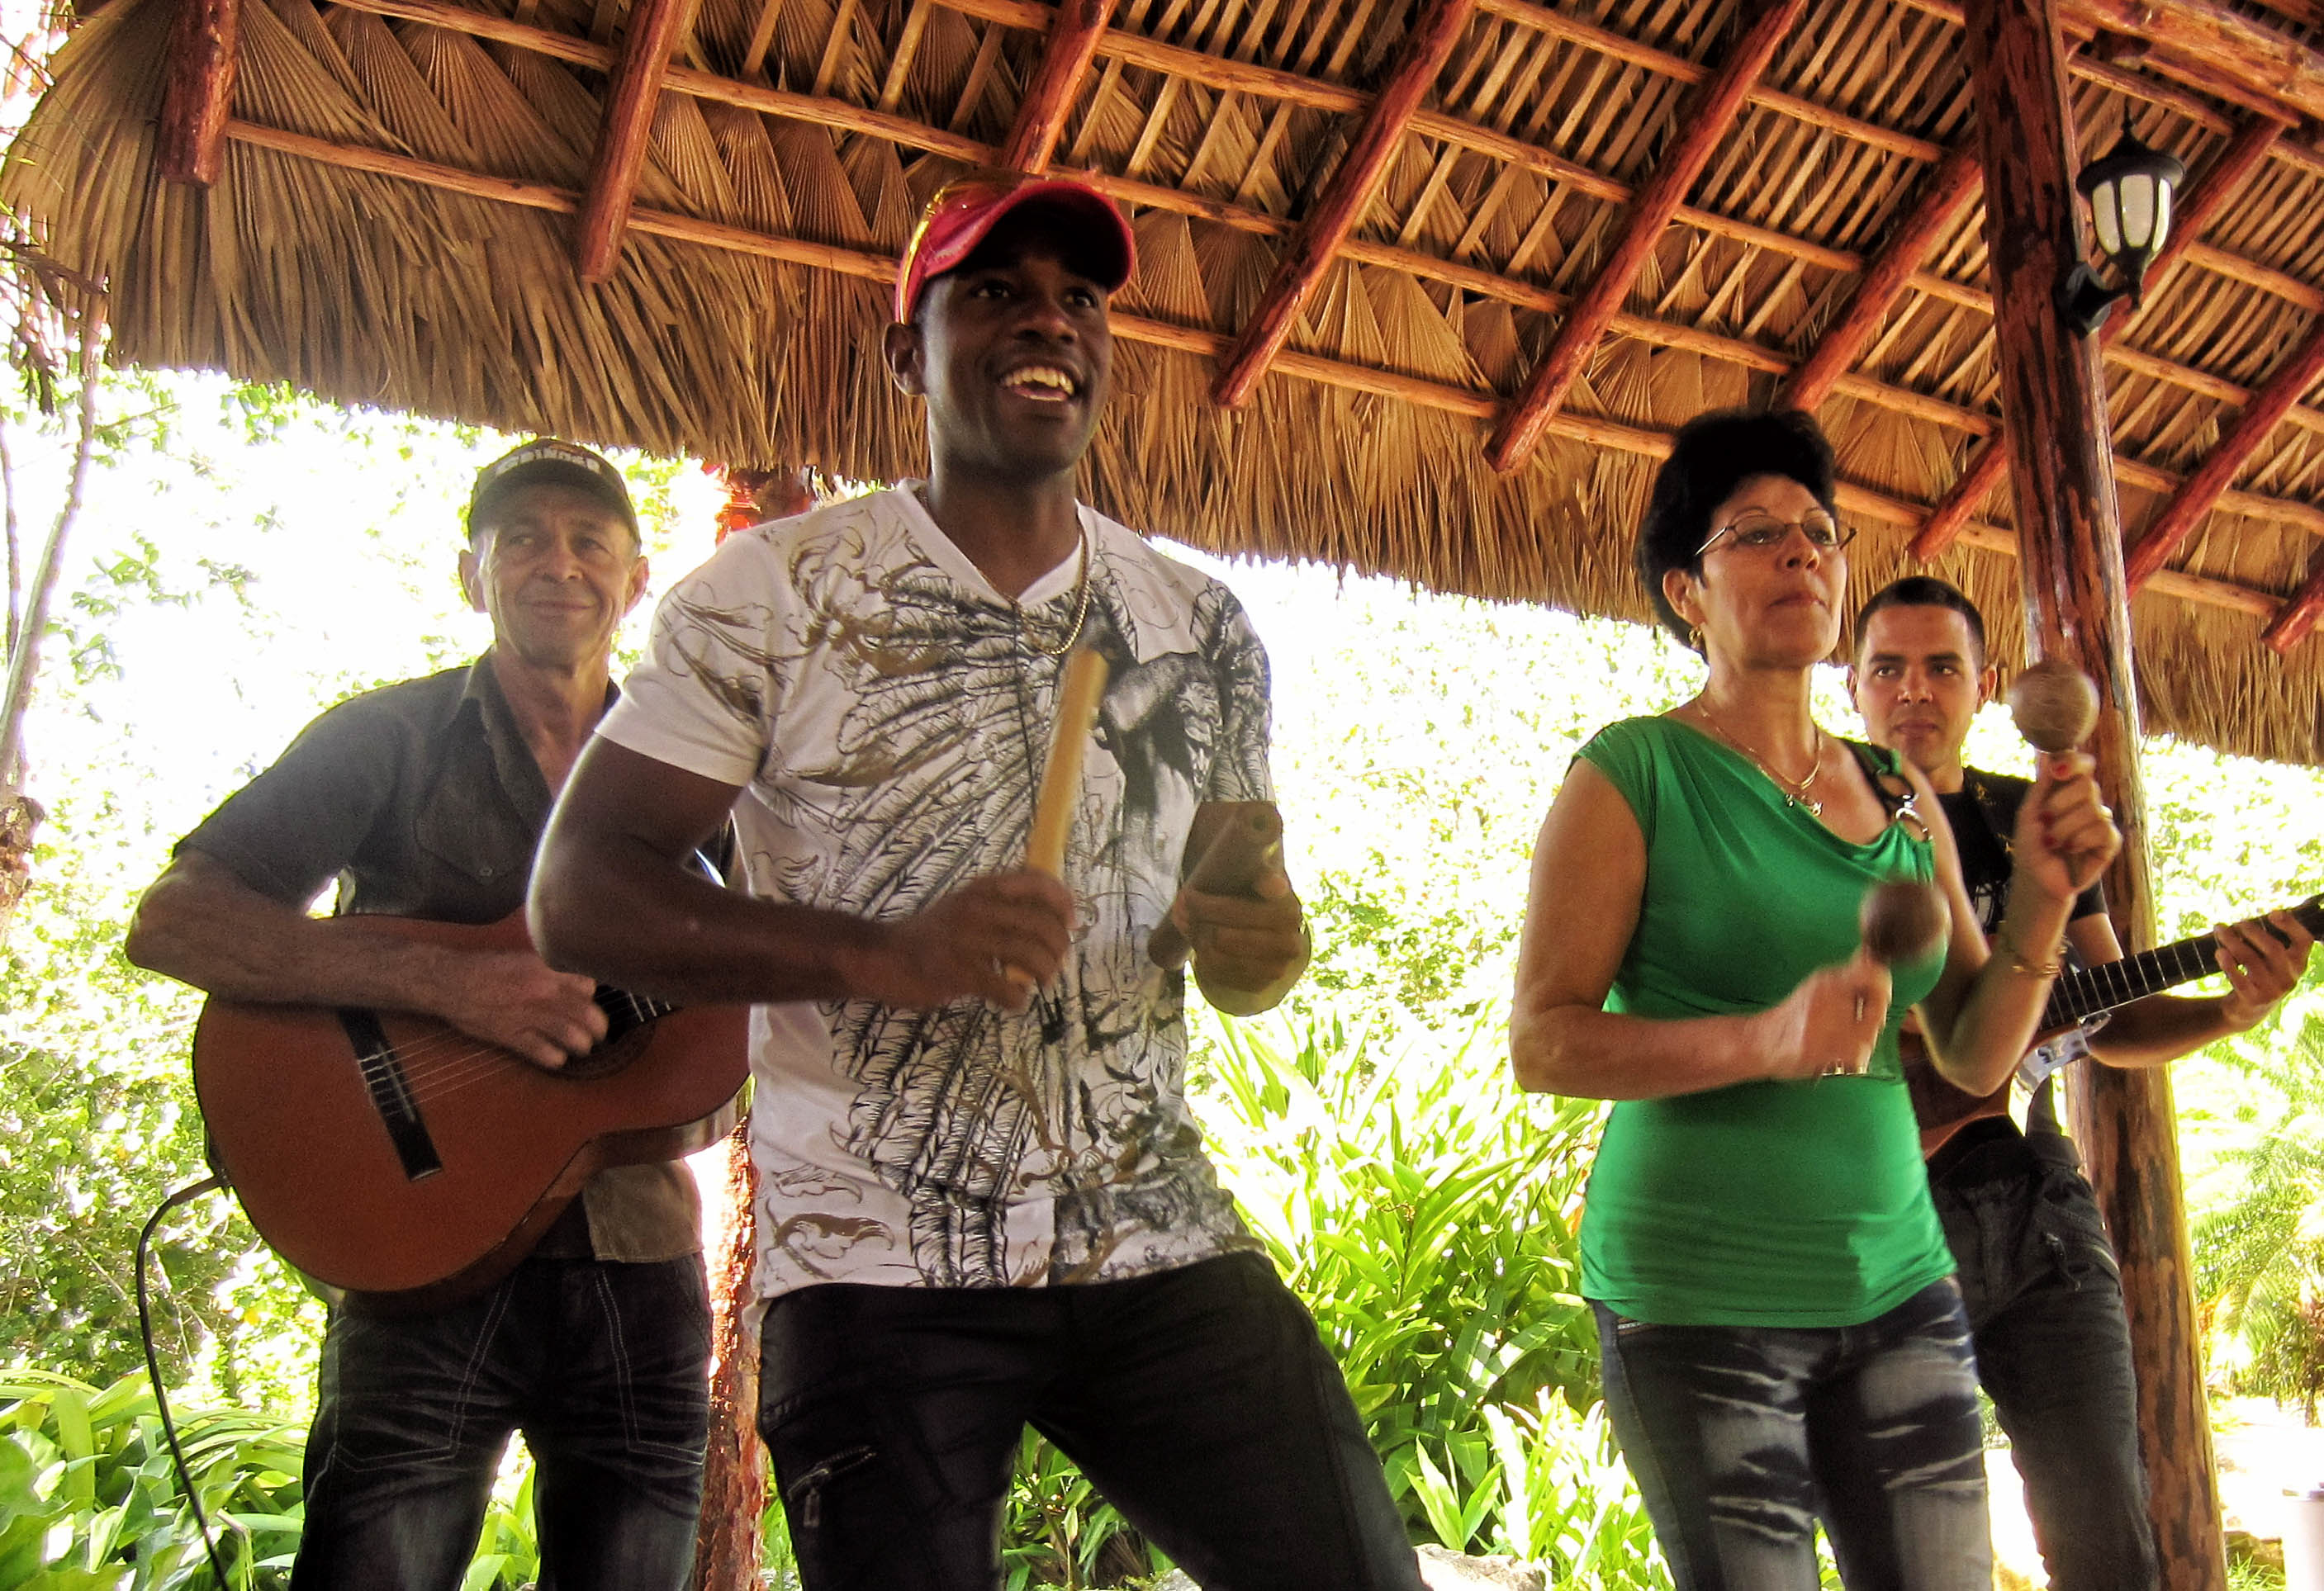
[2057,126,2186,337]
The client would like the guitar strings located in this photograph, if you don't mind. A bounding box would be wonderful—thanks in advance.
[333,990,678,1110]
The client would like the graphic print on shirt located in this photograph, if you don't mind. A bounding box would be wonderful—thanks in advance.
[637,503,1269,1288]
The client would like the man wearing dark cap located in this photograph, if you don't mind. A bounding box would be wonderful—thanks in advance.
[529,173,1426,1587]
[128,440,711,1589]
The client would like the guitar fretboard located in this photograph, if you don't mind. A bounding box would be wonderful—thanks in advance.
[594,986,676,1044]
[2039,894,2322,1030]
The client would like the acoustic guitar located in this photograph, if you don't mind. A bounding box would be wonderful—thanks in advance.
[192,912,749,1309]
[1906,892,2322,1158]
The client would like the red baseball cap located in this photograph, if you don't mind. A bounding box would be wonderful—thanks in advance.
[894,172,1136,324]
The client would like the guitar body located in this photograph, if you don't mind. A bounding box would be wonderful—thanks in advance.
[1901,1030,2017,1158]
[192,912,749,1310]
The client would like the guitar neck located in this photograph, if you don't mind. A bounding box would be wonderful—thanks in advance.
[594,986,676,1040]
[2039,894,2322,1030]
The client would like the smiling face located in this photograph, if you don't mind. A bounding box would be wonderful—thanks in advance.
[1850,602,1995,787]
[458,481,648,670]
[1661,472,1846,670]
[884,215,1113,487]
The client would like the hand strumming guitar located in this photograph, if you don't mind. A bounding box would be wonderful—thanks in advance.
[438,949,608,1070]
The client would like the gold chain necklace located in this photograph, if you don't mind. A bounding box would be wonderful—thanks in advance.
[1693,706,1828,817]
[1018,527,1092,658]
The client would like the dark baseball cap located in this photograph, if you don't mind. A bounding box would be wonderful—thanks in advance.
[467,439,638,541]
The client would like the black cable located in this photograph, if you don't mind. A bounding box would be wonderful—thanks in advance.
[135,1174,235,1590]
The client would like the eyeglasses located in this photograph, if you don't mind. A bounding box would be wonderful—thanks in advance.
[1697,512,1857,557]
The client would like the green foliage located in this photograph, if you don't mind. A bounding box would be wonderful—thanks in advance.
[2196,1011,2324,1415]
[1001,1432,1151,1591]
[1196,1015,1601,1516]
[0,1371,590,1591]
[0,1368,303,1589]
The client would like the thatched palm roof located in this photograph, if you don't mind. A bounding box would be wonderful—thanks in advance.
[12,0,2324,762]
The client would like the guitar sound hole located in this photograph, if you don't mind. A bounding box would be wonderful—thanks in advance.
[559,1023,652,1082]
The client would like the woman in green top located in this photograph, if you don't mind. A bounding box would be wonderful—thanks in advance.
[1510,410,2118,1591]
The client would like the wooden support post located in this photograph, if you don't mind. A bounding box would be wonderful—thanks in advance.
[1966,2,2222,1588]
[2264,547,2324,650]
[1210,0,1473,408]
[999,0,1117,172]
[1779,145,1982,414]
[1483,0,1803,473]
[1910,115,2283,562]
[576,0,699,283]
[691,1127,765,1591]
[2127,315,2324,590]
[158,0,242,185]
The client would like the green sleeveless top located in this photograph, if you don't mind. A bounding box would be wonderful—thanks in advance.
[1574,716,1954,1327]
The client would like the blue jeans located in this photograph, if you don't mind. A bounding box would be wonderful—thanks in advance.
[755,1250,1425,1591]
[1594,1279,1990,1591]
[1932,1129,2158,1591]
[291,1254,711,1591]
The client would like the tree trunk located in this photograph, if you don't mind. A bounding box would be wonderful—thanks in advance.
[690,1067,765,1586]
[0,289,106,950]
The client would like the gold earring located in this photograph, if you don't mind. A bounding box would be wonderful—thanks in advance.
[1689,624,1704,651]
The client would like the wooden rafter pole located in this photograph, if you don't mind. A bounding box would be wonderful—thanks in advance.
[2127,315,2324,590]
[1211,0,1473,408]
[1483,0,1804,473]
[157,0,242,184]
[1911,114,2284,561]
[1779,145,1982,414]
[2069,0,2324,124]
[1968,0,2223,1584]
[575,0,700,283]
[212,115,2295,623]
[2264,550,2324,650]
[999,0,1116,172]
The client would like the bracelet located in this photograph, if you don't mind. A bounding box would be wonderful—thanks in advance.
[1995,926,2063,979]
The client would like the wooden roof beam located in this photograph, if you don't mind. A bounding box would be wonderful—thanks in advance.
[999,0,1116,172]
[158,0,241,184]
[1212,0,1473,409]
[2071,0,2324,125]
[211,116,2298,627]
[2126,315,2324,590]
[1911,115,2284,561]
[315,0,2324,495]
[1905,0,2324,136]
[2264,550,2324,650]
[1780,144,1982,414]
[1484,0,1804,473]
[574,0,698,282]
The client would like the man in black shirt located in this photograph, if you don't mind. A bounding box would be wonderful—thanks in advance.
[126,440,709,1589]
[1850,575,2313,1591]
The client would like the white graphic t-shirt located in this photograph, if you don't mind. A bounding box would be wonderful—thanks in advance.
[598,486,1273,1298]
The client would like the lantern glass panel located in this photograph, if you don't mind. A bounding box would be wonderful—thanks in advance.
[2151,182,2173,254]
[2090,180,2124,257]
[2118,172,2158,253]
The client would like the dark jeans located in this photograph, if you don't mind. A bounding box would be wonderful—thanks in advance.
[753,1249,1425,1591]
[1594,1279,1990,1591]
[1932,1131,2159,1591]
[291,1254,711,1591]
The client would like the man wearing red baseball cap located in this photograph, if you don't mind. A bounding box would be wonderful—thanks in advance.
[533,173,1426,1587]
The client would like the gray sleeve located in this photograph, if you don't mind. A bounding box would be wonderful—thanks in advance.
[176,696,415,908]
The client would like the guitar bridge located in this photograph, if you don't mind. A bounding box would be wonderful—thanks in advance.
[338,1008,444,1182]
